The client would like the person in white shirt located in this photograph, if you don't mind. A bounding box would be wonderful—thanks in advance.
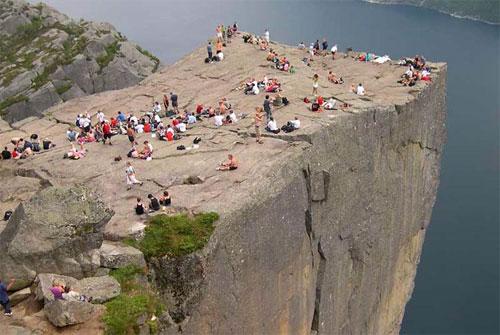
[176,122,187,133]
[214,113,224,127]
[266,117,279,134]
[153,102,162,114]
[252,84,260,95]
[96,111,105,124]
[331,44,338,59]
[298,41,305,49]
[217,52,224,61]
[187,114,197,124]
[229,110,238,123]
[355,83,365,96]
[135,123,144,133]
[264,29,270,43]
[154,113,161,124]
[129,115,138,126]
[291,117,300,129]
[80,117,91,131]
[324,98,336,110]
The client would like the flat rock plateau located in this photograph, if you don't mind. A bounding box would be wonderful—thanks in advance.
[0,16,447,335]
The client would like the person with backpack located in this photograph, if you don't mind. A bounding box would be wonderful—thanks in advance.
[148,194,161,211]
[0,278,16,316]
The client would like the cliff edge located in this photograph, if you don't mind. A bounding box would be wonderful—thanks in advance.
[0,33,447,334]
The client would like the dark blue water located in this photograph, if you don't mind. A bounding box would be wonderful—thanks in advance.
[38,1,500,333]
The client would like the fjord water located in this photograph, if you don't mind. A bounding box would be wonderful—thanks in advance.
[37,1,500,333]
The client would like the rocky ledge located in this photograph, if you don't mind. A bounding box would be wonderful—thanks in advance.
[0,31,446,334]
[0,0,160,123]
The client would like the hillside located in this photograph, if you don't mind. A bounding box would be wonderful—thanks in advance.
[365,0,500,24]
[0,0,160,123]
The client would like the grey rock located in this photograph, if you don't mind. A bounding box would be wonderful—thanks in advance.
[0,186,114,290]
[100,241,146,269]
[0,15,30,36]
[60,84,86,101]
[34,273,78,304]
[62,55,99,94]
[9,287,32,306]
[44,300,100,327]
[0,71,36,100]
[83,40,107,59]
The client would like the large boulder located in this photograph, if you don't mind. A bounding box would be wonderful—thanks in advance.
[0,186,114,290]
[8,287,32,306]
[44,300,103,327]
[99,241,146,269]
[35,273,120,304]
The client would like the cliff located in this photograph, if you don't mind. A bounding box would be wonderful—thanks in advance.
[0,0,160,123]
[0,34,446,334]
[364,0,500,24]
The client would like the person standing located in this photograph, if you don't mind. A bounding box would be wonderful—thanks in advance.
[264,29,270,43]
[312,74,319,96]
[102,121,113,145]
[163,94,169,112]
[207,41,213,61]
[170,92,179,114]
[254,107,264,144]
[126,161,143,190]
[0,278,15,316]
[263,95,273,123]
[322,38,328,51]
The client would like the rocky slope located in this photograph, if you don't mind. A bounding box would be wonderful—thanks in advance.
[364,0,500,24]
[0,0,160,123]
[0,35,446,334]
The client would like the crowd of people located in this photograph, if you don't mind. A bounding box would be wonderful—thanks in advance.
[398,55,431,86]
[1,134,55,160]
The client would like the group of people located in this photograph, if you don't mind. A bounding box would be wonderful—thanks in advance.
[266,49,294,72]
[135,191,171,215]
[243,76,282,95]
[298,38,338,60]
[398,55,431,86]
[50,281,92,303]
[1,134,55,161]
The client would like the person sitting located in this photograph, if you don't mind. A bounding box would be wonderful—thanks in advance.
[159,191,171,206]
[214,113,224,127]
[139,141,153,159]
[135,122,144,133]
[143,122,152,133]
[135,197,145,215]
[153,101,162,114]
[66,128,79,142]
[324,98,336,110]
[62,286,91,303]
[352,83,365,95]
[217,154,238,171]
[273,94,283,107]
[42,138,55,150]
[298,41,305,49]
[328,71,343,84]
[187,113,197,124]
[147,194,161,212]
[127,143,139,158]
[1,146,11,160]
[265,117,280,134]
[50,282,65,300]
[176,122,187,133]
[64,143,86,160]
[229,110,238,123]
[291,116,301,129]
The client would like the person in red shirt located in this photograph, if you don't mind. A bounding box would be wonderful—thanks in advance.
[166,131,174,142]
[144,122,151,133]
[196,104,203,114]
[102,121,113,145]
[110,117,118,128]
[317,96,324,106]
[172,119,180,127]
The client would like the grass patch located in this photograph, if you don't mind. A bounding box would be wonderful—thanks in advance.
[1,68,23,87]
[136,46,160,72]
[97,41,121,71]
[55,82,72,95]
[105,266,163,334]
[129,212,218,259]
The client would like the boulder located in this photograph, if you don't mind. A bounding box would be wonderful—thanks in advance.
[0,186,114,290]
[77,275,121,304]
[9,287,32,306]
[99,241,146,269]
[44,300,100,327]
[35,273,120,304]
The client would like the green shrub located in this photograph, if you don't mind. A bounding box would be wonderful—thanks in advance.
[103,294,150,335]
[55,82,72,95]
[97,41,121,71]
[0,94,28,114]
[136,46,160,72]
[131,212,218,259]
[110,265,144,293]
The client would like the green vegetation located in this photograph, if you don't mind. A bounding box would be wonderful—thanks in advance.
[128,212,218,259]
[136,46,160,72]
[55,82,72,95]
[0,94,28,114]
[97,41,121,72]
[104,266,163,335]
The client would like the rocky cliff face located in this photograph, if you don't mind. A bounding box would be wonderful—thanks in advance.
[0,34,446,334]
[0,0,160,123]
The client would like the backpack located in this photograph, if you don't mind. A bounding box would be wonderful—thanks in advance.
[303,97,310,103]
[3,210,13,221]
[32,142,40,152]
[204,57,210,63]
[312,103,320,112]
[282,97,289,106]
[193,137,202,144]
[176,145,186,150]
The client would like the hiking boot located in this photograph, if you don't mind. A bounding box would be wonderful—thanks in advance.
[4,312,12,316]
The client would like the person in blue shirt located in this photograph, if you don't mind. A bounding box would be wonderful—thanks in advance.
[0,278,15,316]
[117,111,127,123]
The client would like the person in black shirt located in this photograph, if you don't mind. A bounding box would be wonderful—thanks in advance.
[135,198,145,215]
[170,92,179,114]
[148,194,160,211]
[160,191,171,206]
[1,147,11,160]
